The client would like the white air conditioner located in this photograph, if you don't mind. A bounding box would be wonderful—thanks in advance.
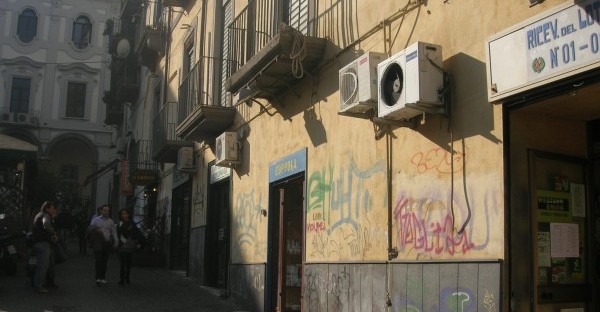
[177,147,196,171]
[378,41,443,120]
[339,51,386,114]
[215,132,240,167]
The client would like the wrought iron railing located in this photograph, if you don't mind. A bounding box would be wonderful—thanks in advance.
[178,56,237,122]
[130,139,159,172]
[0,107,40,126]
[152,101,182,156]
[134,1,165,51]
[227,0,284,71]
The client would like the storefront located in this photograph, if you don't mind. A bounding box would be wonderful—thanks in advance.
[487,1,600,310]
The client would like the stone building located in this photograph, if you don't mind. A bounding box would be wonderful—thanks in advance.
[0,0,119,216]
[113,0,600,311]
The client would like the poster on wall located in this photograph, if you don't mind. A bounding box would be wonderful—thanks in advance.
[537,231,551,267]
[550,223,579,258]
[537,190,571,223]
[570,183,585,217]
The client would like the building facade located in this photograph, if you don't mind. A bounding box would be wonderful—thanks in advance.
[113,0,599,311]
[0,0,119,217]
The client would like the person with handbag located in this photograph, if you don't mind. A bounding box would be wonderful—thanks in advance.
[87,205,118,286]
[116,209,144,285]
[31,201,58,294]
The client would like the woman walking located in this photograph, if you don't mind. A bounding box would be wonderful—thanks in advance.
[116,209,144,285]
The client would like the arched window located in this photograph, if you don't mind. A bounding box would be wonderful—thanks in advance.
[17,9,38,43]
[72,16,92,49]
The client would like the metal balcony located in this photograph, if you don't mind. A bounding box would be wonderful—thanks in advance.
[175,56,236,142]
[152,101,193,163]
[135,3,165,72]
[0,107,40,127]
[103,90,124,126]
[224,0,327,103]
[121,0,142,16]
[162,0,189,8]
[129,139,160,186]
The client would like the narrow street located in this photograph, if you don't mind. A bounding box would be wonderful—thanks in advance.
[0,239,245,312]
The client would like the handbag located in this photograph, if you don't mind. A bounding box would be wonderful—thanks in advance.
[121,238,137,253]
[53,243,68,264]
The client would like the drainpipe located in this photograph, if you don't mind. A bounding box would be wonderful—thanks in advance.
[163,7,171,107]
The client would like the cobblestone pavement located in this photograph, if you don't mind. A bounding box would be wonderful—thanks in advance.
[0,240,245,312]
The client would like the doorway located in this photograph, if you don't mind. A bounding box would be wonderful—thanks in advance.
[267,175,304,312]
[507,85,599,311]
[205,178,230,289]
[170,181,191,272]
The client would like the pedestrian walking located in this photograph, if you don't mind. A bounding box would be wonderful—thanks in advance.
[116,209,144,285]
[30,201,58,294]
[54,207,75,255]
[87,204,118,286]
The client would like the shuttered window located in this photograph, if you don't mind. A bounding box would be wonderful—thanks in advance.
[220,0,233,106]
[288,0,309,35]
[66,82,86,118]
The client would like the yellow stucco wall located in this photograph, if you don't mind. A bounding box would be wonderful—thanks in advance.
[167,0,571,264]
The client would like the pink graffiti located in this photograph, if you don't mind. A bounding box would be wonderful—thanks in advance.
[411,148,465,174]
[393,196,474,256]
[308,222,326,233]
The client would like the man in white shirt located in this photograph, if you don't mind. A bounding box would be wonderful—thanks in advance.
[88,205,118,286]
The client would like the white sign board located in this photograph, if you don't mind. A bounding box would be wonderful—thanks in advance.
[486,0,600,102]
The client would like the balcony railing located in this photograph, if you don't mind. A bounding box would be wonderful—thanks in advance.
[228,0,284,72]
[153,102,192,163]
[224,0,326,101]
[0,107,40,126]
[135,2,165,71]
[179,56,237,119]
[121,0,142,16]
[129,139,160,186]
[176,56,237,141]
[103,90,124,126]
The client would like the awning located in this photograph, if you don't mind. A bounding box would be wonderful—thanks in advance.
[0,134,37,152]
[0,134,38,162]
[83,158,120,186]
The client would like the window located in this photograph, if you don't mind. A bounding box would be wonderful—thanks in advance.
[66,82,86,118]
[10,77,31,113]
[72,16,92,49]
[17,9,38,43]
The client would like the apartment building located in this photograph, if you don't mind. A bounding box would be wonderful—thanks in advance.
[111,0,600,311]
[0,0,118,217]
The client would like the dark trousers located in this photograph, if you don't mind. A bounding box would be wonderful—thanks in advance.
[119,252,133,282]
[94,248,109,280]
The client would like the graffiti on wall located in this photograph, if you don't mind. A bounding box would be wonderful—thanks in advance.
[161,196,171,234]
[233,189,266,261]
[229,266,264,300]
[393,166,501,259]
[395,287,478,312]
[410,147,466,174]
[191,181,205,228]
[306,159,385,260]
[305,266,351,311]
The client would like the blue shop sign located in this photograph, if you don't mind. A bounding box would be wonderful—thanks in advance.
[269,148,306,183]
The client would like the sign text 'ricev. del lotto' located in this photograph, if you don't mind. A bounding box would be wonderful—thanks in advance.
[527,0,600,79]
[486,0,600,102]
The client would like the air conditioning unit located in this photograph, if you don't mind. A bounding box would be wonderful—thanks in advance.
[17,113,27,122]
[339,51,386,114]
[215,132,240,167]
[176,147,196,172]
[378,41,443,120]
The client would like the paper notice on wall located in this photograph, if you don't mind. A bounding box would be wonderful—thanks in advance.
[570,183,585,217]
[537,232,551,267]
[550,223,579,258]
